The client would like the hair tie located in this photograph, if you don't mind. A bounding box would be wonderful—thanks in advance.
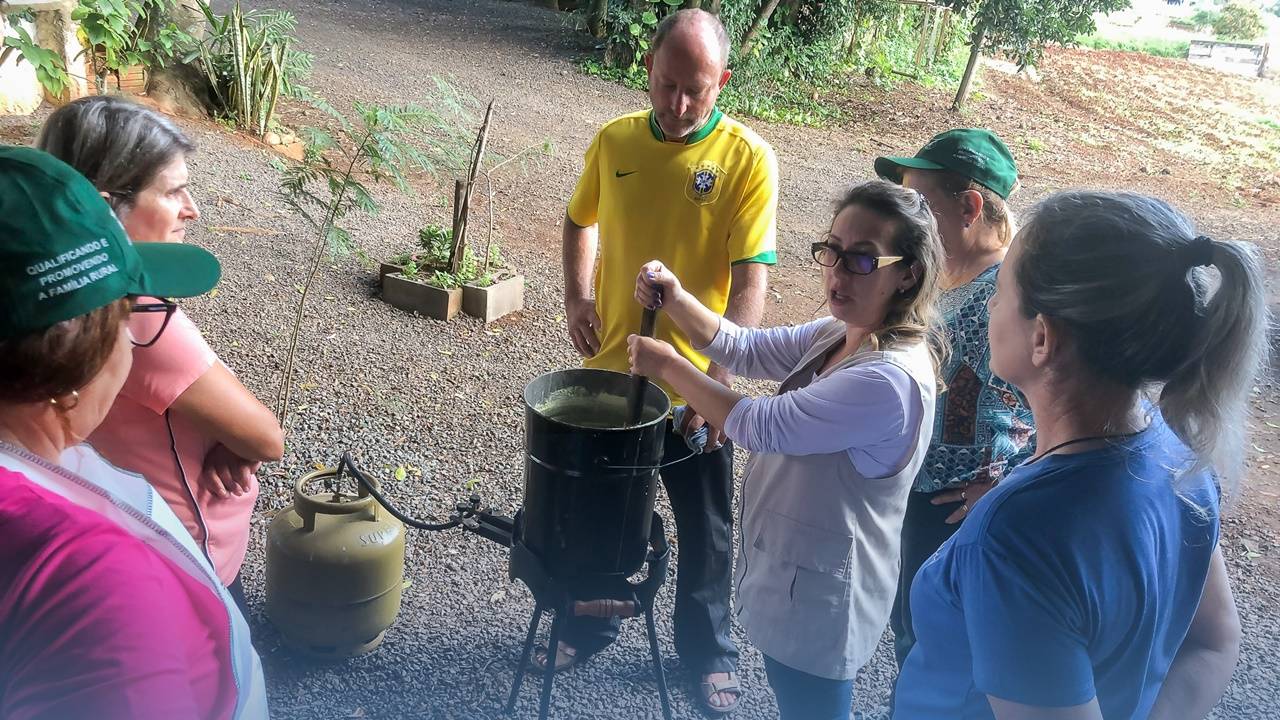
[1183,235,1215,268]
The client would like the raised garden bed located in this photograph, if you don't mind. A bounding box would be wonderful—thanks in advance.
[382,271,461,321]
[462,271,524,323]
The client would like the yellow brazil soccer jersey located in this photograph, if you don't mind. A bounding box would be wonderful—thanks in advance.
[567,108,778,405]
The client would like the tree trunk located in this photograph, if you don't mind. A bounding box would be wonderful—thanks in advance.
[144,0,216,118]
[588,0,608,37]
[541,0,561,10]
[952,20,987,112]
[738,0,783,57]
[704,0,722,14]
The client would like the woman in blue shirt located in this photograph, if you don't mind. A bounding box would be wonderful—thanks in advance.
[894,190,1266,719]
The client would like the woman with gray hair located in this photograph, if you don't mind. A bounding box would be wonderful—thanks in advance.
[894,191,1266,719]
[37,96,283,608]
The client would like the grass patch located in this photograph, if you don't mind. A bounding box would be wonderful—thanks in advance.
[1075,35,1191,59]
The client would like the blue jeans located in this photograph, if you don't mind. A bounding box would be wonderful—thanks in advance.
[763,655,854,720]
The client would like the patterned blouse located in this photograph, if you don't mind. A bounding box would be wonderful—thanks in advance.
[913,264,1035,493]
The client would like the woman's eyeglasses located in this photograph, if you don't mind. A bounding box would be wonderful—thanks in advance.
[130,299,177,347]
[811,242,905,275]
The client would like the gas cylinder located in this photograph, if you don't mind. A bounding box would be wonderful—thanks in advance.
[265,464,406,658]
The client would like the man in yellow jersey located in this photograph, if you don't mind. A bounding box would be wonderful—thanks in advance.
[548,8,777,715]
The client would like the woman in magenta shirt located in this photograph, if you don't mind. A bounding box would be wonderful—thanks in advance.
[0,146,266,718]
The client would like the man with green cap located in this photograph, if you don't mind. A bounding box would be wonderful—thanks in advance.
[873,129,1037,685]
[0,146,267,719]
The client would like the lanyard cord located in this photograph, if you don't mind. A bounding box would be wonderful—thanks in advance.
[1025,431,1143,465]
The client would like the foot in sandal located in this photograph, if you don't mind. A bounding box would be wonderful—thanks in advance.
[700,671,742,715]
[529,642,585,673]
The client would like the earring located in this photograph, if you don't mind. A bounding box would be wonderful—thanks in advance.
[964,221,971,229]
[49,390,80,410]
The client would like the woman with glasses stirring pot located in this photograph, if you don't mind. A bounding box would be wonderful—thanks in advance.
[627,181,945,719]
[37,96,284,610]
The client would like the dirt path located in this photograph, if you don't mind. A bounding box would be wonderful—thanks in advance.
[3,0,1277,717]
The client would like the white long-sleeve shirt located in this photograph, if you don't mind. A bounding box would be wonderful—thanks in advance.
[703,317,925,479]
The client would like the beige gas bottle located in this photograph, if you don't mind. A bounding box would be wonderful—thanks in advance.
[265,463,405,658]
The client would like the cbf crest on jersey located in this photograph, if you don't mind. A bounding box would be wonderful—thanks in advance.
[685,160,724,205]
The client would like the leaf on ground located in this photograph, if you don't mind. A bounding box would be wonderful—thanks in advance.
[313,462,326,471]
[490,589,506,603]
[394,465,407,482]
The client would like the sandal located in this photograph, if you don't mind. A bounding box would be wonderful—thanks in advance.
[529,642,587,674]
[699,672,743,715]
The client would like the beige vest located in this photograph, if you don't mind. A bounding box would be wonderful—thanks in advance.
[734,322,936,679]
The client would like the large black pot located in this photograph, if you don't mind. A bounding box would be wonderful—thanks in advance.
[521,368,670,580]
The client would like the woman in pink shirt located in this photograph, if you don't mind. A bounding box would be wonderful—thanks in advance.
[0,146,266,718]
[37,96,284,605]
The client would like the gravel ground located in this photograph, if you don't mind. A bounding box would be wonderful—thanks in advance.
[4,0,1278,717]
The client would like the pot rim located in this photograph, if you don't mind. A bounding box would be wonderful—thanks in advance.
[524,368,670,431]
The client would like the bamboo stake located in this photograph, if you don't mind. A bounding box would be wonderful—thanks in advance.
[450,101,495,275]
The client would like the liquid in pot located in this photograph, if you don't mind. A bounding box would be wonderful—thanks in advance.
[536,387,641,429]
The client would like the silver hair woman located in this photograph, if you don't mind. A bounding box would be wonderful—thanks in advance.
[36,96,283,605]
[37,94,197,217]
[894,190,1268,720]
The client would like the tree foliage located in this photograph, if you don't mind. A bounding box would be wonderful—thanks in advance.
[941,0,1130,69]
[1213,2,1266,42]
[273,84,476,423]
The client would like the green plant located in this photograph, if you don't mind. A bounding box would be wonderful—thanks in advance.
[418,224,452,267]
[427,269,461,289]
[1,15,72,98]
[1189,9,1218,31]
[593,0,680,72]
[72,0,192,91]
[1212,2,1265,41]
[194,0,311,136]
[1074,34,1190,59]
[273,91,475,422]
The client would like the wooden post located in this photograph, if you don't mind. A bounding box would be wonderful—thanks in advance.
[913,6,932,67]
[450,179,466,274]
[450,101,495,275]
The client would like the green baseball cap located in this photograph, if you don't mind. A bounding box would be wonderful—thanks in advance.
[875,128,1018,199]
[0,145,221,339]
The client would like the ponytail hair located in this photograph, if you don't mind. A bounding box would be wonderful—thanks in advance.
[1159,239,1269,503]
[1016,191,1270,503]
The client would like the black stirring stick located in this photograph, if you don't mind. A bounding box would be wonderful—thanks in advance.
[626,298,660,426]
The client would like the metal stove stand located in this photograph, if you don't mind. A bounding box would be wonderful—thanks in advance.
[465,511,673,720]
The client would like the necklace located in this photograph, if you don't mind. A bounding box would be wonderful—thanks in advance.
[1025,430,1143,465]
